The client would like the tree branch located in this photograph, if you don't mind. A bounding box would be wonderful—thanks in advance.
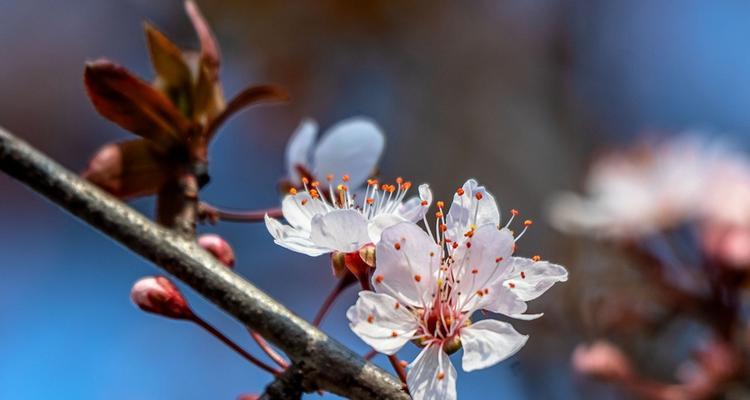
[0,127,409,400]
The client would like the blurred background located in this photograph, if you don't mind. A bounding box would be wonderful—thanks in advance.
[1,0,750,398]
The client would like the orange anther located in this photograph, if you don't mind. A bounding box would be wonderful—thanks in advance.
[440,224,447,232]
[456,188,465,196]
[301,199,308,205]
[532,255,541,262]
[401,182,412,190]
[396,177,404,184]
[476,290,484,297]
[394,243,401,250]
[289,188,298,195]
[302,177,309,185]
[523,219,533,226]
[311,181,320,188]
[475,192,483,200]
[437,372,445,380]
[484,288,489,294]
[452,242,459,249]
[414,274,422,282]
[437,201,445,209]
[367,178,378,186]
[394,302,400,309]
[375,275,384,284]
[367,315,374,323]
[310,189,320,198]
[367,198,375,205]
[391,331,398,337]
[511,209,519,216]
[471,268,478,274]
[420,200,428,206]
[342,174,350,182]
[466,242,472,248]
[509,282,516,288]
[435,211,444,218]
[495,257,503,263]
[521,271,526,279]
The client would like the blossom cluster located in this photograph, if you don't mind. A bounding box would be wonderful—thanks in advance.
[267,123,568,399]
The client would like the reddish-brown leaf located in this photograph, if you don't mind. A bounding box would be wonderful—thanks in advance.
[84,59,190,146]
[82,139,173,199]
[144,23,193,100]
[193,62,225,124]
[206,84,290,139]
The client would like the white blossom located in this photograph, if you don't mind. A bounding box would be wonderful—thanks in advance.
[347,179,567,400]
[285,117,385,189]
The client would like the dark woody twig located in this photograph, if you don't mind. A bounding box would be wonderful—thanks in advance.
[0,127,409,400]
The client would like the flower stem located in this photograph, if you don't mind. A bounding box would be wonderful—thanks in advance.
[363,349,378,361]
[198,201,282,223]
[190,314,281,376]
[313,273,355,326]
[248,328,289,369]
[387,354,408,385]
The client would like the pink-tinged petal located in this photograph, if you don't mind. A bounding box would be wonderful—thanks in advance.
[367,214,407,244]
[373,222,441,307]
[346,292,417,355]
[452,225,514,310]
[285,119,318,183]
[445,179,500,243]
[502,257,568,301]
[310,210,370,253]
[281,192,327,232]
[407,345,457,400]
[397,184,433,222]
[461,319,528,372]
[265,215,329,256]
[312,117,385,188]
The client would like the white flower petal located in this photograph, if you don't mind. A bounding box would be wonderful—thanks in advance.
[461,319,528,372]
[280,192,327,232]
[368,214,407,244]
[312,117,385,188]
[475,285,528,316]
[309,209,371,253]
[445,179,500,243]
[397,184,433,222]
[285,119,318,183]
[346,291,418,355]
[372,222,442,307]
[264,215,330,256]
[502,257,569,302]
[407,345,457,400]
[452,226,514,311]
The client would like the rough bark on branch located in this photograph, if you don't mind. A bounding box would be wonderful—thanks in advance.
[0,127,409,400]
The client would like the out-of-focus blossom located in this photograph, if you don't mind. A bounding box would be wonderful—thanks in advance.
[83,1,288,199]
[198,234,236,268]
[548,136,719,239]
[346,180,567,400]
[283,117,385,190]
[265,174,432,257]
[130,276,191,320]
[572,341,633,382]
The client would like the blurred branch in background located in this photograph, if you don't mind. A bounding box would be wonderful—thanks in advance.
[0,127,409,400]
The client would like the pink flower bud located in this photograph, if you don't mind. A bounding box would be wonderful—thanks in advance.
[198,234,235,268]
[130,276,191,319]
[702,223,750,270]
[572,340,633,383]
